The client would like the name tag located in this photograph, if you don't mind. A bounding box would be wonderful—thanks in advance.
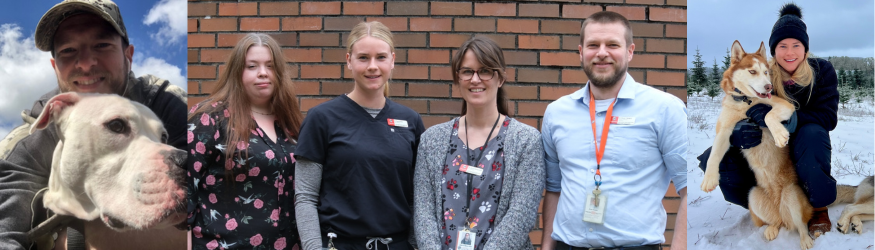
[582,191,607,224]
[459,164,483,176]
[387,119,408,127]
[610,116,635,125]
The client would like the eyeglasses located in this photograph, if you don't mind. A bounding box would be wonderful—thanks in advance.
[458,68,495,81]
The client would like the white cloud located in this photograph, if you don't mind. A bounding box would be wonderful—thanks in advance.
[132,57,187,91]
[0,24,56,132]
[143,0,187,46]
[0,125,10,140]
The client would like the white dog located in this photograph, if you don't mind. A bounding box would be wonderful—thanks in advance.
[28,92,186,249]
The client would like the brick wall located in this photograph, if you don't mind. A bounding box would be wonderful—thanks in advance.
[188,1,687,249]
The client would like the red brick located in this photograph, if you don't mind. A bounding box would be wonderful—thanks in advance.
[187,50,198,63]
[322,81,354,95]
[633,38,645,52]
[189,65,216,79]
[200,18,237,32]
[295,81,320,95]
[394,65,429,80]
[666,183,678,197]
[530,231,543,245]
[562,35,581,51]
[630,23,663,38]
[218,3,257,16]
[260,2,299,16]
[282,17,322,31]
[519,35,560,50]
[540,86,579,100]
[586,0,623,3]
[667,55,686,70]
[650,7,686,22]
[265,33,296,47]
[395,99,428,113]
[241,18,279,31]
[541,52,580,67]
[646,71,685,86]
[284,48,321,63]
[301,98,331,112]
[344,2,384,15]
[667,0,687,6]
[430,34,471,48]
[366,17,408,31]
[323,49,347,63]
[301,65,342,79]
[474,3,516,17]
[629,70,645,83]
[666,24,686,38]
[431,66,453,81]
[562,5,602,19]
[410,18,452,32]
[519,4,559,17]
[301,2,341,15]
[497,19,539,34]
[504,85,538,100]
[518,69,559,83]
[217,34,245,47]
[430,100,463,114]
[395,34,426,48]
[541,20,581,34]
[188,19,197,33]
[647,39,685,53]
[324,17,364,31]
[409,83,449,97]
[627,0,665,4]
[387,2,428,16]
[606,6,645,20]
[422,115,454,128]
[395,49,408,63]
[518,102,549,116]
[189,3,217,16]
[504,68,517,82]
[200,81,219,95]
[662,199,680,213]
[629,54,665,69]
[388,83,405,97]
[666,88,687,103]
[188,34,215,48]
[408,49,449,64]
[504,51,538,66]
[431,2,471,16]
[188,81,199,94]
[562,69,589,84]
[200,49,230,63]
[455,18,495,32]
[300,33,340,47]
[482,34,516,49]
[188,96,206,109]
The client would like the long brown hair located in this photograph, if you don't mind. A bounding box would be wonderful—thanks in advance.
[347,21,395,97]
[451,36,510,116]
[188,33,303,170]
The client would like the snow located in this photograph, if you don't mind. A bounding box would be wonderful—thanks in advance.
[686,94,875,250]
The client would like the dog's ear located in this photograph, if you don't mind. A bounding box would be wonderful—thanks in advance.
[30,92,81,134]
[756,42,768,61]
[730,40,745,64]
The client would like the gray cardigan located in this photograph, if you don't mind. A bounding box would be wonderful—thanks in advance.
[414,118,545,250]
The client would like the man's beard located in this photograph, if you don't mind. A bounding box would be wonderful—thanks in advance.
[58,58,129,95]
[583,60,627,88]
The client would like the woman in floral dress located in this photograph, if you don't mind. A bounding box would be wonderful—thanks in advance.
[187,33,304,250]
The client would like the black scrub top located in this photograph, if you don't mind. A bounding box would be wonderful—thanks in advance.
[295,94,425,238]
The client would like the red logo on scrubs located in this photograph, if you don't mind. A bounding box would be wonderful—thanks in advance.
[387,119,395,126]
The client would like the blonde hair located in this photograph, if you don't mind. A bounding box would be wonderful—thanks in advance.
[189,33,303,174]
[770,51,814,106]
[347,21,395,97]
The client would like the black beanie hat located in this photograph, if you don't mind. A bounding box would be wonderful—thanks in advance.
[769,3,809,56]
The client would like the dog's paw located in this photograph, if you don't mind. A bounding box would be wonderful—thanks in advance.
[772,129,790,148]
[851,215,863,234]
[764,225,780,241]
[799,234,814,250]
[837,215,851,234]
[700,172,720,193]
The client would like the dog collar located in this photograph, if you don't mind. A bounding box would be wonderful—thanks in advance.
[731,88,752,105]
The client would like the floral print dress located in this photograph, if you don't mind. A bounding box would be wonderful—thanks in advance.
[440,116,509,250]
[187,102,300,250]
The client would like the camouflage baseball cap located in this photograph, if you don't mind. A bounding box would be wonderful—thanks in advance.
[35,0,128,52]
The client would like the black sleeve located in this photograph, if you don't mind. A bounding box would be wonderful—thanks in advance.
[294,109,328,165]
[0,128,58,249]
[150,90,188,150]
[796,58,839,131]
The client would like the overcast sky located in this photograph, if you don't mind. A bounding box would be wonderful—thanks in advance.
[0,0,186,139]
[689,0,874,68]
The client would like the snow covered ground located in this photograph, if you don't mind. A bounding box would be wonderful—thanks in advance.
[686,94,875,250]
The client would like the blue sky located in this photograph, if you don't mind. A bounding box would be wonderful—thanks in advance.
[0,0,186,139]
[689,0,875,68]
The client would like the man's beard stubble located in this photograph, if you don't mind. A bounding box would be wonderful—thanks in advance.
[58,57,129,96]
[583,61,627,89]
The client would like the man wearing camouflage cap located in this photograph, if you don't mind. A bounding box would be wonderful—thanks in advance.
[0,0,187,249]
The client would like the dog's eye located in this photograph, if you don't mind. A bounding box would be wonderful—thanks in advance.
[161,133,168,144]
[105,119,128,134]
[749,70,756,74]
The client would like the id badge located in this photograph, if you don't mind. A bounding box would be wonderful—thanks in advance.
[456,230,476,250]
[459,164,483,176]
[582,191,607,224]
[387,119,408,127]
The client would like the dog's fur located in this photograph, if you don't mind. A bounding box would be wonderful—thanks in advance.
[835,176,874,234]
[700,41,813,249]
[29,92,186,249]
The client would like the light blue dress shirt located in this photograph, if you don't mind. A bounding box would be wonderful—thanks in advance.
[541,73,687,248]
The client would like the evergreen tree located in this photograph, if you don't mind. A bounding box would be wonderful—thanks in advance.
[838,68,847,87]
[706,58,722,100]
[722,48,732,71]
[689,48,707,96]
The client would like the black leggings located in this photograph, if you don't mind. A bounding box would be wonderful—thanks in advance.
[698,123,837,208]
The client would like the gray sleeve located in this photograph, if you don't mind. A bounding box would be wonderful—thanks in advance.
[294,158,323,250]
[413,129,442,250]
[483,127,545,250]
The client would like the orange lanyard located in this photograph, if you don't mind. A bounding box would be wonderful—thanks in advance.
[589,89,616,189]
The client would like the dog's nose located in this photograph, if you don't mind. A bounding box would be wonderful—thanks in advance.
[170,149,186,166]
[764,84,773,92]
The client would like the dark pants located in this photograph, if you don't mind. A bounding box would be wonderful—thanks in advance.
[698,123,837,208]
